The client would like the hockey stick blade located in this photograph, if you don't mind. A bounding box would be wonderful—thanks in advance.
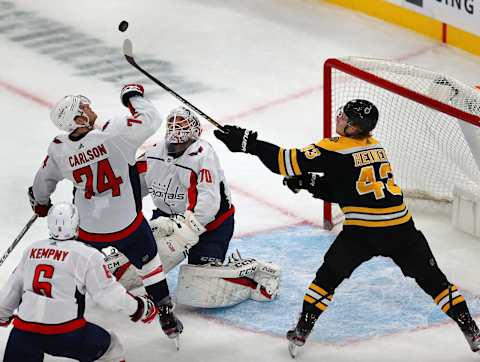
[123,38,134,60]
[121,39,225,131]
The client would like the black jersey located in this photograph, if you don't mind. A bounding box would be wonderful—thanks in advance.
[254,135,411,228]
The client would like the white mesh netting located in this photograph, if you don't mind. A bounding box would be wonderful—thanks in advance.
[328,57,480,206]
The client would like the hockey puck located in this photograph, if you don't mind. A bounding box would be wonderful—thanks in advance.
[118,20,129,32]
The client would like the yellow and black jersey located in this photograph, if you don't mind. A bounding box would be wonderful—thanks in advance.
[254,136,411,228]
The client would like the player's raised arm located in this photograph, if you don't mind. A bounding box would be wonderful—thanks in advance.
[214,125,328,176]
[117,84,163,150]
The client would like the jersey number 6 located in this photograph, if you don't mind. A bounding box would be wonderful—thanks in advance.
[73,159,123,199]
[32,264,55,298]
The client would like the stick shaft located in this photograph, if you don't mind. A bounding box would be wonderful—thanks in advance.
[0,214,38,267]
[123,40,224,131]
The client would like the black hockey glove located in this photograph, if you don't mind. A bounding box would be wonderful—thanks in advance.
[283,174,315,194]
[214,125,257,154]
[120,83,144,107]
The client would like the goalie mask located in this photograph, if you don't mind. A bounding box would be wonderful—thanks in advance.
[50,95,92,133]
[340,99,379,136]
[165,106,202,156]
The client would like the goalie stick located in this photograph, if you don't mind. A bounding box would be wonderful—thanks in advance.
[122,39,225,131]
[0,214,38,267]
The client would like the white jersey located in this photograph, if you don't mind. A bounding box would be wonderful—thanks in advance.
[141,139,234,230]
[32,97,162,242]
[0,238,137,334]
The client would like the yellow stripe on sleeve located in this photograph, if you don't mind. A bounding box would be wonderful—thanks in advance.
[278,148,286,176]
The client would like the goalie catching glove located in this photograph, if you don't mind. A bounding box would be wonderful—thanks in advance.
[150,210,206,273]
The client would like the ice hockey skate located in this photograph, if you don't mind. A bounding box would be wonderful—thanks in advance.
[286,312,318,358]
[457,313,480,353]
[158,297,184,350]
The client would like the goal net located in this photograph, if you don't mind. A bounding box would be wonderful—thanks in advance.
[323,57,480,227]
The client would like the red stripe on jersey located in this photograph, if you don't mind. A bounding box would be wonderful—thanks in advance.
[136,161,147,174]
[13,317,86,335]
[114,261,132,281]
[206,206,235,231]
[141,265,164,280]
[187,172,198,211]
[78,212,144,242]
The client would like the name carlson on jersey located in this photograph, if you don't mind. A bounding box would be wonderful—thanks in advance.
[69,144,108,168]
[352,148,388,167]
[29,248,69,262]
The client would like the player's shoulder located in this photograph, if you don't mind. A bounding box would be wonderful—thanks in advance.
[185,139,213,158]
[146,139,167,158]
[47,134,68,150]
[315,136,380,153]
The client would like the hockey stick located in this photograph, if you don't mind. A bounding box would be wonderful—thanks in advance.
[122,39,225,132]
[0,214,38,267]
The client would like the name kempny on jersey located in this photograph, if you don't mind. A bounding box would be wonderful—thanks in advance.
[69,144,108,167]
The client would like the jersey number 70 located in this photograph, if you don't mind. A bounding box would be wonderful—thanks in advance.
[73,159,123,199]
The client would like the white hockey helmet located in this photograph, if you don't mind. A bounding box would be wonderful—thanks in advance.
[165,106,202,155]
[50,95,91,132]
[47,203,79,241]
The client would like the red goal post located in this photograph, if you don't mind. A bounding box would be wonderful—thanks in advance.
[323,57,480,228]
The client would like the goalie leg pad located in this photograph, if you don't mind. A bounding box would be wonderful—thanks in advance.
[176,259,258,308]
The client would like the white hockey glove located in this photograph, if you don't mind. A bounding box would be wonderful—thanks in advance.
[130,295,159,324]
[150,217,176,239]
[155,211,206,273]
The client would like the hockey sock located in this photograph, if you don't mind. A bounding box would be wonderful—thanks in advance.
[434,284,467,321]
[302,281,334,316]
[145,280,170,306]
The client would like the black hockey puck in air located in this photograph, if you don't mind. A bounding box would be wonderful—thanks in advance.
[118,21,129,32]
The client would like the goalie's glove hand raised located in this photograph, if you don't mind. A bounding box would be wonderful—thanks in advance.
[120,83,144,107]
[130,295,159,324]
[282,174,317,194]
[28,187,51,217]
[214,125,257,154]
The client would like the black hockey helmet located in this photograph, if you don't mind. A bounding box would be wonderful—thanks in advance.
[343,99,379,135]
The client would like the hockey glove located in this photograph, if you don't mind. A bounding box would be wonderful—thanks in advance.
[157,296,183,338]
[150,217,176,239]
[130,295,159,324]
[282,174,316,194]
[120,83,144,107]
[28,186,51,217]
[214,125,257,154]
